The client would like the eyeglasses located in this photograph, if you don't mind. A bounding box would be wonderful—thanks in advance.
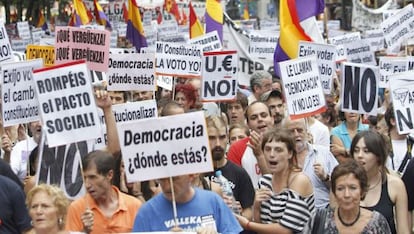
[288,128,305,134]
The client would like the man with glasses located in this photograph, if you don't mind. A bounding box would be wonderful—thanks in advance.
[284,118,338,208]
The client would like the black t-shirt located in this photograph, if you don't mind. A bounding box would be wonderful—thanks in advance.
[402,159,414,210]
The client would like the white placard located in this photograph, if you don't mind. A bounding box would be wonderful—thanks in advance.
[189,31,222,53]
[17,21,31,39]
[328,32,361,62]
[341,62,379,115]
[156,75,174,91]
[248,30,279,60]
[157,20,179,37]
[33,61,101,147]
[378,56,410,88]
[343,39,376,65]
[362,29,385,52]
[0,23,13,63]
[118,111,213,182]
[298,41,336,94]
[201,51,238,102]
[155,41,202,78]
[381,4,414,55]
[389,71,414,134]
[279,56,326,119]
[1,59,43,126]
[107,53,156,91]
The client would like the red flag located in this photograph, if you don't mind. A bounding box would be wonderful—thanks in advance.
[180,7,188,25]
[157,8,163,24]
[123,2,128,23]
[164,0,181,23]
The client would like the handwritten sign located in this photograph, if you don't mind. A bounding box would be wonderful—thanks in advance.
[389,71,414,134]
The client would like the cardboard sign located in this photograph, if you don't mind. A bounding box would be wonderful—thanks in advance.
[33,61,101,147]
[381,4,414,55]
[378,56,412,88]
[117,111,213,182]
[0,23,13,63]
[298,41,336,94]
[389,71,414,134]
[95,100,158,149]
[107,53,156,91]
[17,21,31,39]
[279,56,326,119]
[55,26,110,72]
[328,32,361,62]
[155,41,202,78]
[362,29,385,52]
[26,45,55,67]
[1,59,43,126]
[156,75,174,91]
[201,51,238,102]
[343,39,376,65]
[248,30,279,60]
[36,139,94,200]
[341,62,379,115]
[189,31,222,53]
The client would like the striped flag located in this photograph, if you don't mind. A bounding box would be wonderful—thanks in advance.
[243,3,249,20]
[72,0,91,26]
[189,2,204,39]
[205,0,223,42]
[37,9,48,30]
[273,0,324,77]
[94,0,111,29]
[126,0,148,52]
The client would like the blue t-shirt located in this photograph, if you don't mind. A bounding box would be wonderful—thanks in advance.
[133,188,242,233]
[331,121,368,150]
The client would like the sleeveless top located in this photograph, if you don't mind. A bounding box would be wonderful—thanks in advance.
[362,178,396,234]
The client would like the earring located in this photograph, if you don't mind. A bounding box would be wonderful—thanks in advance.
[58,218,63,226]
[30,220,33,226]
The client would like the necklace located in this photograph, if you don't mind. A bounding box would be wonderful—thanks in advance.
[368,172,382,190]
[338,207,361,227]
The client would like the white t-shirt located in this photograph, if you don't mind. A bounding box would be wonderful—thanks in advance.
[309,119,330,148]
[387,137,414,174]
[10,137,38,181]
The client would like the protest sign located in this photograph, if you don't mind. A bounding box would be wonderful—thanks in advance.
[157,75,174,91]
[352,0,392,31]
[107,53,156,91]
[189,31,222,53]
[0,23,13,63]
[343,39,376,65]
[328,32,361,62]
[378,56,411,88]
[117,111,212,182]
[362,29,385,52]
[248,30,279,60]
[26,45,55,66]
[55,26,110,72]
[11,38,32,52]
[389,71,414,134]
[155,41,202,78]
[298,41,336,94]
[158,20,179,38]
[381,4,414,55]
[95,100,158,149]
[1,59,43,127]
[279,56,326,119]
[341,62,379,115]
[201,51,238,102]
[33,60,101,147]
[36,139,94,200]
[17,21,31,39]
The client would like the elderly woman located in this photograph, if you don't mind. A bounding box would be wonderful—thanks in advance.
[304,160,390,233]
[174,83,197,112]
[236,128,314,233]
[26,184,70,234]
[351,131,409,234]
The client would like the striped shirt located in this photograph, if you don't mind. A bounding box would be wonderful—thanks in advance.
[259,174,315,233]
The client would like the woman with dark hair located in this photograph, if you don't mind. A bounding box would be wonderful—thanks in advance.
[304,160,391,233]
[174,83,197,112]
[236,128,314,233]
[351,130,409,234]
[330,111,368,162]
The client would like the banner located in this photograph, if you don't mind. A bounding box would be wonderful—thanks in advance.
[298,41,336,94]
[117,111,212,182]
[343,39,376,65]
[26,45,55,67]
[279,56,326,119]
[352,0,393,31]
[55,26,110,72]
[389,71,414,134]
[107,53,155,91]
[381,4,414,55]
[1,59,43,126]
[248,30,279,60]
[341,62,379,115]
[33,60,101,147]
[201,50,238,102]
[155,41,202,78]
[378,56,414,88]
